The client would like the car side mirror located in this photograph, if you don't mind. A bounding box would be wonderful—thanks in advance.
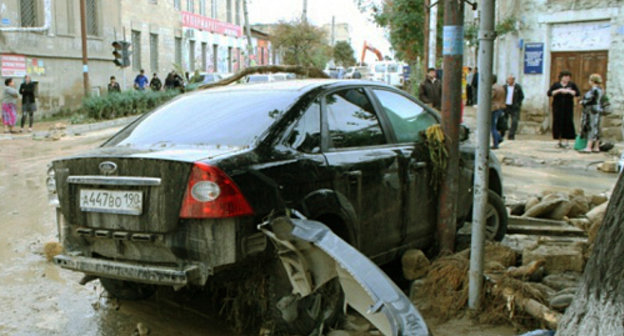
[459,124,470,142]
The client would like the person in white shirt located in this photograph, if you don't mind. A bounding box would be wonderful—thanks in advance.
[503,75,525,140]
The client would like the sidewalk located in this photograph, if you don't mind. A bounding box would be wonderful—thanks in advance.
[0,115,138,141]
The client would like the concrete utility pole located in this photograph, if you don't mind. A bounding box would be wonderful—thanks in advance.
[79,0,90,96]
[469,0,496,310]
[302,0,308,22]
[428,3,438,68]
[242,0,254,66]
[436,0,464,254]
[423,0,430,72]
[331,16,336,46]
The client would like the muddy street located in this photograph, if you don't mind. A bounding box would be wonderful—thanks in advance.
[0,129,233,336]
[0,117,618,336]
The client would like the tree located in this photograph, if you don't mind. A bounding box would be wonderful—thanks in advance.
[270,20,332,69]
[556,173,624,335]
[371,0,426,63]
[333,41,357,67]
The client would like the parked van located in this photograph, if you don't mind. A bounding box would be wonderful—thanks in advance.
[367,61,404,87]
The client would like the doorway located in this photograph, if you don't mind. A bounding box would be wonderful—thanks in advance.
[550,51,608,122]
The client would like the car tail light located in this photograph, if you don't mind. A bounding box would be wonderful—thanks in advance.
[179,162,254,218]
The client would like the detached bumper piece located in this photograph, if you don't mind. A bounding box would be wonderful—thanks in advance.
[54,254,199,286]
[260,217,429,336]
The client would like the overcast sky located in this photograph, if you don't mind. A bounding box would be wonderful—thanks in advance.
[247,0,392,64]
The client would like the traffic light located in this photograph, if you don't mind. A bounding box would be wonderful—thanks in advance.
[112,41,131,67]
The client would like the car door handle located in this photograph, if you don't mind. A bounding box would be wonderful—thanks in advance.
[409,161,427,171]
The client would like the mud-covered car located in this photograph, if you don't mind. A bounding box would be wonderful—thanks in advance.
[49,79,506,333]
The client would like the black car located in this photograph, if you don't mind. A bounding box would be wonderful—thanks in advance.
[50,79,506,333]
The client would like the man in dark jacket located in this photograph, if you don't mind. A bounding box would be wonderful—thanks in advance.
[19,75,37,132]
[504,75,525,140]
[107,76,121,94]
[418,68,442,110]
[150,73,162,91]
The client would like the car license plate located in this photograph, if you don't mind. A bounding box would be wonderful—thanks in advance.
[79,189,143,215]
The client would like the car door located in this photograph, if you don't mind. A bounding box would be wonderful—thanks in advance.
[369,88,439,247]
[320,88,404,258]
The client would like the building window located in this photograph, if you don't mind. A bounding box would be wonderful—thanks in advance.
[132,30,142,71]
[85,0,99,36]
[201,42,207,71]
[175,37,182,66]
[55,0,75,35]
[20,0,37,27]
[150,34,159,72]
[211,0,217,19]
[199,0,206,15]
[235,0,240,26]
[227,0,232,23]
[187,0,195,12]
[189,40,196,71]
[174,0,181,10]
[212,44,218,72]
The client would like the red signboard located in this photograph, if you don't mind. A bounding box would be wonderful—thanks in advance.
[1,54,27,77]
[181,11,242,37]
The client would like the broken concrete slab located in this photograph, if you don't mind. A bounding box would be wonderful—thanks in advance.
[523,193,567,218]
[523,242,585,273]
[589,194,608,207]
[597,161,618,173]
[586,202,608,225]
[542,273,581,291]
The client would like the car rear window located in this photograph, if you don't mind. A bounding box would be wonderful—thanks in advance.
[104,90,298,148]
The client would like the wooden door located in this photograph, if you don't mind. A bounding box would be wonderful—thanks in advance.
[550,51,609,122]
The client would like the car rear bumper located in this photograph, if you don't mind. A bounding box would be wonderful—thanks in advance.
[54,254,205,286]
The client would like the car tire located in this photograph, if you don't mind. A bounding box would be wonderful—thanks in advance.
[99,278,156,301]
[266,259,345,335]
[485,190,508,241]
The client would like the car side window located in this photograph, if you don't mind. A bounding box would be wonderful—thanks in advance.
[373,89,437,142]
[286,101,321,153]
[326,89,386,148]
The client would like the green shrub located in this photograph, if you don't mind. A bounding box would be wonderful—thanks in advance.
[79,90,181,121]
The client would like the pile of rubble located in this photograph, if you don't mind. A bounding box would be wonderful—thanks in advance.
[405,189,610,331]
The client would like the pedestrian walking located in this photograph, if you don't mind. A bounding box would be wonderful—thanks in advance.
[164,71,175,90]
[133,69,149,91]
[2,78,19,134]
[471,67,479,106]
[579,73,604,153]
[107,76,121,94]
[547,70,580,148]
[504,75,525,140]
[465,67,473,106]
[418,67,442,110]
[150,73,162,91]
[19,75,37,132]
[490,75,506,149]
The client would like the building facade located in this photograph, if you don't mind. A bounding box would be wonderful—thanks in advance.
[465,0,623,139]
[0,0,256,115]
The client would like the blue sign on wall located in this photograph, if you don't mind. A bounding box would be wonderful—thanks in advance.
[524,42,544,74]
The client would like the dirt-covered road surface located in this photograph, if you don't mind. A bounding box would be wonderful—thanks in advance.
[0,128,234,336]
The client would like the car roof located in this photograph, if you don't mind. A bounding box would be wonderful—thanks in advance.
[199,79,395,94]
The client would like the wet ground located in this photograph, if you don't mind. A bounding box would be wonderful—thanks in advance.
[0,115,619,335]
[0,127,234,336]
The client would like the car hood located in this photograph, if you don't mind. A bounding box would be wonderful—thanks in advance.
[59,145,250,163]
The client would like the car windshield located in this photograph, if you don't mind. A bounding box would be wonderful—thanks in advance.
[374,64,386,72]
[104,90,299,148]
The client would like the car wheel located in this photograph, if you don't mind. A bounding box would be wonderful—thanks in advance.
[485,190,508,241]
[99,278,156,300]
[266,259,345,335]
